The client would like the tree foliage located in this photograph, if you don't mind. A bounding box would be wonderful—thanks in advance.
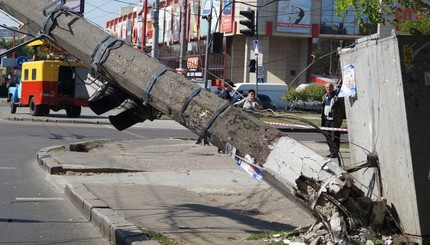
[335,0,430,35]
[0,38,32,58]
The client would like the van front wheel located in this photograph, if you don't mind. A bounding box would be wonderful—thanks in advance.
[9,95,17,114]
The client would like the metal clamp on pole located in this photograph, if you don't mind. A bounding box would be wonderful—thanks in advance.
[42,0,66,17]
[90,36,124,77]
[178,87,203,120]
[40,8,63,35]
[41,0,83,36]
[142,67,169,106]
[198,103,230,142]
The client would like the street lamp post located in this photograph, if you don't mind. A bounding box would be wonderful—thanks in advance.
[255,9,259,95]
[151,0,160,59]
[203,12,212,90]
[178,0,188,76]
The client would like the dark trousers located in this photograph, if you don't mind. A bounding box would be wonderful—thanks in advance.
[324,120,341,155]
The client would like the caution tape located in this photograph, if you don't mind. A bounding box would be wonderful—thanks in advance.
[264,121,348,132]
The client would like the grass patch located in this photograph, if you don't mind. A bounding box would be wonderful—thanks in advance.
[82,140,106,150]
[259,112,348,128]
[372,236,383,244]
[158,111,347,129]
[160,114,172,120]
[247,230,288,240]
[340,142,349,148]
[140,229,180,245]
[116,143,125,151]
[50,146,66,152]
[247,230,298,244]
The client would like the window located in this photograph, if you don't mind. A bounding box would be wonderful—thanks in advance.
[24,69,29,80]
[32,68,37,80]
[320,0,375,35]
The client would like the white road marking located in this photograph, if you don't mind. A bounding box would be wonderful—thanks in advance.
[0,167,15,170]
[15,197,64,202]
[103,125,147,139]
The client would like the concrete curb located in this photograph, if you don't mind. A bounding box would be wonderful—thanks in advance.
[65,183,159,245]
[36,145,66,174]
[36,141,138,174]
[2,115,111,125]
[37,145,161,245]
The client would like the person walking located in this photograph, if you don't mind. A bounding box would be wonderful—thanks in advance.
[321,82,344,158]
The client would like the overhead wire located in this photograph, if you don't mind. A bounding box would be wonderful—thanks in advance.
[10,0,373,157]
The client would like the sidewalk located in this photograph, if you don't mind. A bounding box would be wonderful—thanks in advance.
[0,101,350,244]
[36,137,350,245]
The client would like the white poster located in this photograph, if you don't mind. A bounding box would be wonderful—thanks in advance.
[339,64,357,97]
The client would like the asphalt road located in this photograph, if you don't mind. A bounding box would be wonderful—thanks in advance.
[0,120,111,244]
[0,104,198,244]
[0,100,345,244]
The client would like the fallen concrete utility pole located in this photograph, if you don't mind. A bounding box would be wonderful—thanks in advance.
[0,0,398,243]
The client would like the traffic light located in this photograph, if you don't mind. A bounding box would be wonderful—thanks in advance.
[248,59,256,73]
[88,81,160,131]
[87,82,128,115]
[212,32,224,54]
[239,10,255,37]
[108,99,157,131]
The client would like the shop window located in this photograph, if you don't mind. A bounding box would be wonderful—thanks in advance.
[320,0,374,35]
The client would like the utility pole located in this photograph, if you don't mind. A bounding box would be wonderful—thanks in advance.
[202,0,212,90]
[177,0,188,75]
[141,0,148,52]
[254,9,259,95]
[151,0,159,59]
[0,1,389,239]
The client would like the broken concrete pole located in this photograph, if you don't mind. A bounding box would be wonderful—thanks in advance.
[0,0,396,241]
[339,34,430,243]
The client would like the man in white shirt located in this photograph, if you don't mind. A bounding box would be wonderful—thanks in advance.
[234,89,263,110]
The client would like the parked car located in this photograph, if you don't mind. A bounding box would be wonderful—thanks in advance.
[233,93,275,110]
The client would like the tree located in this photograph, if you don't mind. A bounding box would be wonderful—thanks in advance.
[0,38,32,57]
[282,84,326,103]
[335,0,430,35]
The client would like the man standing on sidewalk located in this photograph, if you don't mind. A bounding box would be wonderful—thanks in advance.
[321,82,345,158]
[218,80,235,102]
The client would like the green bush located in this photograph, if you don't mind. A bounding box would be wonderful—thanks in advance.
[282,84,326,102]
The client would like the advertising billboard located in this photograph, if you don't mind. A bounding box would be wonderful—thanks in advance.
[221,0,233,32]
[276,0,311,34]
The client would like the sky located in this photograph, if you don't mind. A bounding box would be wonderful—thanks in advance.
[0,0,145,29]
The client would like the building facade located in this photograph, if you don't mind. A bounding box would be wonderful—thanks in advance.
[105,0,374,89]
